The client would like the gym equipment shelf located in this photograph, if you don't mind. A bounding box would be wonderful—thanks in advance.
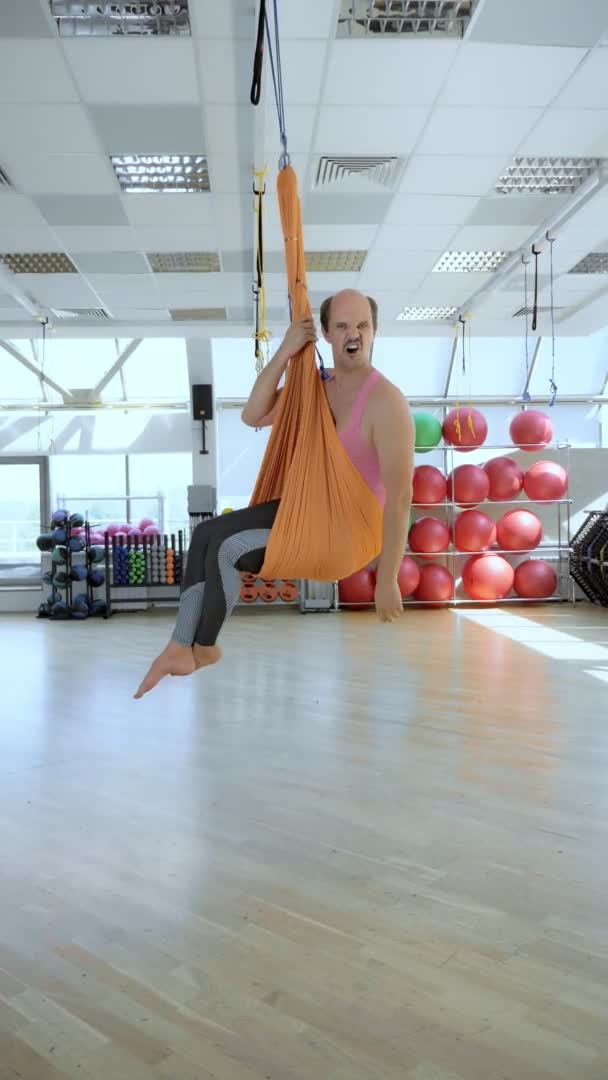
[569,510,608,606]
[104,530,185,616]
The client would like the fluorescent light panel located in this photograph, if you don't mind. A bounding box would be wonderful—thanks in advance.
[50,1,191,37]
[111,155,210,193]
[433,251,511,273]
[337,0,476,37]
[397,305,457,321]
[496,156,604,196]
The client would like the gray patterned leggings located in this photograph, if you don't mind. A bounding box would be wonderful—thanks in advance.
[171,500,280,647]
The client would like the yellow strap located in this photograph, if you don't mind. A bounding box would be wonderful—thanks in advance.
[253,166,271,374]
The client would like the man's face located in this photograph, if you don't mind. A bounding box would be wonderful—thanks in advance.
[324,291,375,371]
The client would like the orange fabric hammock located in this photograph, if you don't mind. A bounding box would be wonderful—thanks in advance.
[250,165,384,582]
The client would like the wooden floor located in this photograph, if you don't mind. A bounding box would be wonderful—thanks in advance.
[1,603,608,1080]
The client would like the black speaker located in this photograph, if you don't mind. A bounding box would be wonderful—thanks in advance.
[192,383,213,421]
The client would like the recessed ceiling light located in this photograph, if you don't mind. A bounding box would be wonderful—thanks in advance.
[314,156,405,190]
[433,251,511,273]
[147,252,220,273]
[52,307,110,319]
[0,253,77,274]
[50,1,191,37]
[170,307,227,321]
[111,155,210,194]
[496,156,603,196]
[397,306,457,321]
[305,250,367,272]
[568,252,608,274]
[337,0,476,37]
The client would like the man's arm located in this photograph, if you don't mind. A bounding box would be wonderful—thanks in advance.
[372,386,415,622]
[241,317,317,427]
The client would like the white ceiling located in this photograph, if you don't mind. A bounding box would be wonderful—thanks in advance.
[0,0,607,338]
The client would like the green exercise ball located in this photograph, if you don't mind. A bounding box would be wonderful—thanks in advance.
[413,412,442,454]
[52,545,68,563]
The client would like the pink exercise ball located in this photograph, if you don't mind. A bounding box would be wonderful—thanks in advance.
[338,567,376,608]
[453,510,496,553]
[414,564,454,604]
[496,509,543,551]
[462,554,514,601]
[447,464,490,508]
[443,407,488,451]
[409,516,450,560]
[509,410,553,451]
[139,517,156,531]
[143,525,159,537]
[106,523,121,536]
[513,559,558,599]
[412,465,447,505]
[523,460,568,501]
[397,555,421,598]
[114,531,128,543]
[128,527,143,539]
[483,456,524,501]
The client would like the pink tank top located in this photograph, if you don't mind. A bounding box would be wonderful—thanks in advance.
[333,369,385,507]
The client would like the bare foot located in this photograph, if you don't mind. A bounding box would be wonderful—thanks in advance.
[193,643,223,670]
[134,641,196,699]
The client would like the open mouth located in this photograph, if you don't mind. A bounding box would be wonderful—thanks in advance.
[346,344,359,354]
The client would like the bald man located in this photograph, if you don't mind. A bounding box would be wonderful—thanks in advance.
[135,290,414,697]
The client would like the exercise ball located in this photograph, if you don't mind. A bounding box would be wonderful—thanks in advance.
[447,464,490,508]
[143,525,159,537]
[413,412,442,453]
[51,527,67,544]
[128,527,143,539]
[51,509,68,526]
[222,507,233,514]
[413,564,454,604]
[412,465,447,505]
[89,545,105,564]
[483,456,524,501]
[139,517,156,531]
[514,559,557,599]
[397,555,421,598]
[105,523,122,536]
[462,554,514,601]
[338,567,376,607]
[409,517,450,560]
[523,460,568,501]
[496,509,543,551]
[453,510,496,553]
[36,533,54,552]
[51,600,70,619]
[52,545,68,563]
[68,537,85,553]
[69,512,85,528]
[88,569,105,588]
[509,410,553,451]
[442,407,488,451]
[89,599,107,616]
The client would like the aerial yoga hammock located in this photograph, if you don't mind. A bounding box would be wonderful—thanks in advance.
[248,0,384,583]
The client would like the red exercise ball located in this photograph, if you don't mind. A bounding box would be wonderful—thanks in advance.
[453,510,496,553]
[447,464,490,508]
[412,465,447,505]
[513,559,557,599]
[483,456,524,501]
[338,567,376,608]
[496,509,543,551]
[443,407,488,451]
[509,409,553,451]
[462,554,514,601]
[397,555,421,598]
[414,563,454,604]
[523,460,568,501]
[409,516,450,560]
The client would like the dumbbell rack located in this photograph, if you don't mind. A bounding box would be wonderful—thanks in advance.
[103,530,185,616]
[37,515,96,619]
[569,510,608,605]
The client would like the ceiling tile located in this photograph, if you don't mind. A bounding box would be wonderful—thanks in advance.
[275,0,335,39]
[556,48,608,106]
[519,108,608,156]
[17,275,104,307]
[90,106,204,155]
[304,192,392,225]
[373,224,459,250]
[305,272,360,291]
[300,224,378,249]
[449,224,539,250]
[0,106,103,155]
[133,225,220,250]
[221,250,253,272]
[123,193,215,227]
[72,253,150,275]
[52,226,139,253]
[0,42,78,103]
[207,154,255,194]
[324,39,459,107]
[200,39,325,106]
[189,0,255,40]
[0,0,54,37]
[314,106,430,155]
[399,155,510,196]
[467,194,569,226]
[4,154,118,196]
[63,40,199,105]
[416,107,542,157]
[206,106,254,158]
[438,43,587,107]
[264,105,317,155]
[0,227,64,253]
[0,194,49,227]
[470,0,608,47]
[34,195,129,227]
[385,193,479,225]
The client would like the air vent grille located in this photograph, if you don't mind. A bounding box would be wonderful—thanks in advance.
[397,305,457,321]
[170,307,227,321]
[112,154,209,193]
[0,253,77,274]
[52,307,110,320]
[568,252,608,275]
[496,156,603,196]
[306,250,366,272]
[50,1,191,37]
[337,0,476,37]
[512,305,565,317]
[147,252,220,273]
[433,250,510,273]
[314,155,404,190]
